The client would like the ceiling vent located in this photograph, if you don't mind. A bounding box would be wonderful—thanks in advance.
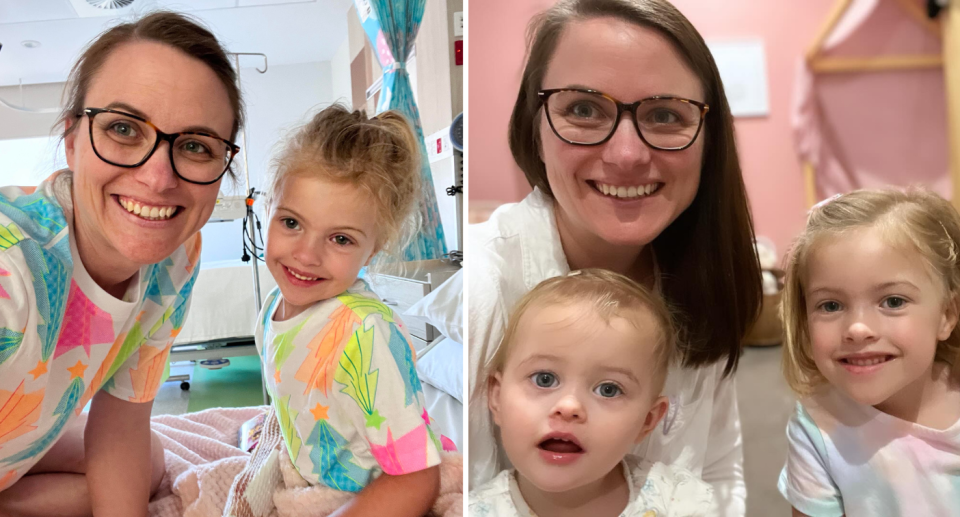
[85,0,136,9]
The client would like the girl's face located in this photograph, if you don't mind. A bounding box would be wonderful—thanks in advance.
[266,175,380,319]
[804,227,958,417]
[488,302,668,495]
[65,41,233,269]
[539,17,704,248]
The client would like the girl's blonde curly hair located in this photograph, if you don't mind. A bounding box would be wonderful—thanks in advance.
[781,188,960,396]
[265,104,423,271]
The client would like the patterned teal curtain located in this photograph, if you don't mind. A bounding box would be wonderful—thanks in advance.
[354,0,448,260]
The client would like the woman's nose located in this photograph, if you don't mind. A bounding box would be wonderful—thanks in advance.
[600,114,653,169]
[133,141,179,192]
[551,393,586,422]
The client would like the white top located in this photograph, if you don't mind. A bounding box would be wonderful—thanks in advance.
[469,454,717,517]
[778,389,960,517]
[468,189,746,516]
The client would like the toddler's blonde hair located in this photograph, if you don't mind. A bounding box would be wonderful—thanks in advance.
[266,104,423,270]
[781,188,960,396]
[481,269,678,400]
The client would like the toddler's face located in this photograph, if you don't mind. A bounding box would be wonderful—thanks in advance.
[266,175,380,318]
[804,227,957,415]
[488,301,668,494]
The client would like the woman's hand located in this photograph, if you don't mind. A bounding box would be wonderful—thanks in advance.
[85,390,158,517]
[330,465,440,517]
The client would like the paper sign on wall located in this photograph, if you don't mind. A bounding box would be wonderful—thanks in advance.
[426,127,453,163]
[706,39,770,118]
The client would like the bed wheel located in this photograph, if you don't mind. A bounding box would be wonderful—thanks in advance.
[180,381,190,391]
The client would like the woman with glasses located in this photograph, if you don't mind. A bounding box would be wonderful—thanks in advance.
[0,12,242,517]
[468,0,761,515]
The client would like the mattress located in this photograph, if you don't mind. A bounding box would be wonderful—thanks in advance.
[174,260,278,345]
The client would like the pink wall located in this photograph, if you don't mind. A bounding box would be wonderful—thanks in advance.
[467,0,838,257]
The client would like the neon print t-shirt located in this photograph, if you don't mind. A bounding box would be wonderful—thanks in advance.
[255,281,445,491]
[0,171,201,491]
[778,389,960,517]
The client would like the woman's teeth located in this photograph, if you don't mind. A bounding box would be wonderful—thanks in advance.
[119,197,177,221]
[288,268,319,281]
[595,182,659,199]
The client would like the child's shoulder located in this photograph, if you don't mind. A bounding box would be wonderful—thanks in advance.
[335,279,400,323]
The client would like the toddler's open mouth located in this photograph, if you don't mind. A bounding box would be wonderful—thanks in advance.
[538,437,583,454]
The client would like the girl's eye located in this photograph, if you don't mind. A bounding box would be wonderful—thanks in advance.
[594,383,622,398]
[281,217,299,230]
[569,102,600,119]
[882,296,907,309]
[647,109,681,125]
[333,235,353,246]
[530,372,558,388]
[818,301,842,313]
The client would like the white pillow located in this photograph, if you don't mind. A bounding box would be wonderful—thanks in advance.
[405,269,463,344]
[416,337,463,403]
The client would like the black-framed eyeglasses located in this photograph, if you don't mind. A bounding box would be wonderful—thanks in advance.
[538,89,709,151]
[80,107,240,185]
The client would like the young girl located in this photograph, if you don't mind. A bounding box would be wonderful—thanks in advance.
[255,104,444,516]
[469,269,715,516]
[779,189,960,516]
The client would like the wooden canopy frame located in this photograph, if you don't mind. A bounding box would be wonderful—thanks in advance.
[802,0,960,210]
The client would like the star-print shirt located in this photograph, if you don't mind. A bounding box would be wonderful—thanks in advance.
[255,281,443,492]
[0,171,201,491]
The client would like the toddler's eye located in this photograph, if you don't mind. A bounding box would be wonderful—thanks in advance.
[595,383,622,398]
[818,301,842,313]
[333,235,353,246]
[530,372,558,388]
[882,296,907,309]
[281,217,299,230]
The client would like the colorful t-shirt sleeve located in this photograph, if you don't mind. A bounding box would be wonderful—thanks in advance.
[0,253,28,369]
[332,312,442,476]
[102,238,202,403]
[778,403,844,517]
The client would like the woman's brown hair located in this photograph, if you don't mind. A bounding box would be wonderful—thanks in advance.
[57,11,244,175]
[508,0,761,374]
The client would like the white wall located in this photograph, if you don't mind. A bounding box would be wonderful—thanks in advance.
[330,37,352,107]
[201,60,336,265]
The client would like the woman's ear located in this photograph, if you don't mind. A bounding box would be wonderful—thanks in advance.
[938,293,960,341]
[64,118,78,171]
[487,372,504,426]
[635,396,669,444]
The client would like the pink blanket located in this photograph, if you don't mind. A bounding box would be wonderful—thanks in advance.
[147,407,462,517]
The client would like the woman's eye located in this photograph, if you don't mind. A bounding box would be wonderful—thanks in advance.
[882,296,907,309]
[281,217,299,230]
[648,109,680,125]
[181,140,211,156]
[109,122,138,138]
[594,383,622,398]
[818,301,842,313]
[530,372,558,388]
[333,235,353,246]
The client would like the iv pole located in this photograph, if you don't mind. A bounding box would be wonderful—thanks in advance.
[231,52,269,405]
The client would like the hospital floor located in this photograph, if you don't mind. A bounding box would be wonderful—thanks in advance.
[738,345,796,516]
[151,354,266,417]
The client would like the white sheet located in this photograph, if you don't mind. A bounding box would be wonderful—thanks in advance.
[422,381,463,454]
[175,260,277,345]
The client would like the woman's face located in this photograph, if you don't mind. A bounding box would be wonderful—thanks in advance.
[65,41,233,267]
[539,17,705,247]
